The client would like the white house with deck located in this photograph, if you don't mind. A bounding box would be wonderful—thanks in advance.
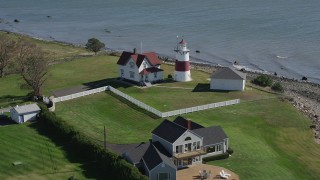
[10,103,41,124]
[122,116,229,180]
[117,49,164,85]
[210,67,246,91]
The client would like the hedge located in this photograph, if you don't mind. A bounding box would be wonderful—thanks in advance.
[38,104,147,180]
[202,153,230,163]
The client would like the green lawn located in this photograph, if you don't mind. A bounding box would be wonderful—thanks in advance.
[0,123,88,180]
[0,55,118,107]
[55,92,320,179]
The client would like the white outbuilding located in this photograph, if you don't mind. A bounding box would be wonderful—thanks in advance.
[10,103,41,124]
[210,67,246,91]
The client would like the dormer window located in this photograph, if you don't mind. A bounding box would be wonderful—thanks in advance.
[184,137,191,141]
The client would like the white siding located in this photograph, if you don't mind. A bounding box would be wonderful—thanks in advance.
[10,109,40,124]
[173,130,202,154]
[119,58,140,82]
[10,109,20,123]
[210,79,245,91]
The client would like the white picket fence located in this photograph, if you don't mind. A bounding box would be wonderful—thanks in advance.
[53,86,109,103]
[53,85,240,118]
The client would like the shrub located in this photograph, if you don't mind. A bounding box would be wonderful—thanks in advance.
[168,74,173,79]
[271,82,284,92]
[202,153,229,163]
[252,75,273,87]
[227,147,234,155]
[38,104,147,180]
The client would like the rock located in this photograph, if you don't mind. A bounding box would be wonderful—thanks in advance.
[195,50,200,53]
[14,19,19,23]
[302,76,308,81]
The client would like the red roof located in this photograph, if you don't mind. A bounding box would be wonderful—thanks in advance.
[140,67,164,75]
[179,39,187,44]
[117,51,161,67]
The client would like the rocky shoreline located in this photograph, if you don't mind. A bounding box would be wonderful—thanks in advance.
[160,57,320,143]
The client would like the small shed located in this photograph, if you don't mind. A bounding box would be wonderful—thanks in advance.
[10,103,41,124]
[210,67,246,91]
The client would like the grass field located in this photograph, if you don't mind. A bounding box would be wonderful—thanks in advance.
[0,123,89,180]
[55,92,320,179]
[0,31,87,60]
[0,55,118,107]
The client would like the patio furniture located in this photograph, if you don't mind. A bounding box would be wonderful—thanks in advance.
[222,170,231,177]
[219,171,229,179]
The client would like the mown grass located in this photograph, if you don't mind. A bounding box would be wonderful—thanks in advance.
[55,93,320,179]
[0,123,88,180]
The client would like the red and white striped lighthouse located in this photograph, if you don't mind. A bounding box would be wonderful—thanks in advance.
[174,38,191,82]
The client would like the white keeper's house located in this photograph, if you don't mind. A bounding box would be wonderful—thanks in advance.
[210,67,246,91]
[10,103,41,124]
[117,48,164,85]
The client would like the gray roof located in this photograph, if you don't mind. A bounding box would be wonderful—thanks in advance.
[211,67,246,80]
[142,143,176,171]
[122,142,150,164]
[193,126,228,146]
[152,119,187,143]
[13,104,40,114]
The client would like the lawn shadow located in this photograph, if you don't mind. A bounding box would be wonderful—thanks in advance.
[0,95,29,107]
[192,83,231,93]
[28,122,105,180]
[106,91,161,120]
[82,78,134,89]
[0,114,15,126]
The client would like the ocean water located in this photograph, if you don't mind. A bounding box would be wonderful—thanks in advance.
[1,0,320,83]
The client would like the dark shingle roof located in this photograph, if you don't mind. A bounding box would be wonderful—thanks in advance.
[211,67,246,80]
[152,119,187,143]
[143,143,176,171]
[193,126,228,146]
[117,51,161,67]
[173,116,204,130]
[123,142,150,164]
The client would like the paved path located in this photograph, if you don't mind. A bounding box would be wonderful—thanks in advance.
[0,107,10,113]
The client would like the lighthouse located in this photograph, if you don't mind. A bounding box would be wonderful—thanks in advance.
[174,38,191,82]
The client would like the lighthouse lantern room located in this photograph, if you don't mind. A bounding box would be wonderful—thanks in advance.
[174,38,192,82]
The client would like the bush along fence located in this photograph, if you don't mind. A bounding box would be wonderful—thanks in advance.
[53,86,240,118]
[38,104,147,180]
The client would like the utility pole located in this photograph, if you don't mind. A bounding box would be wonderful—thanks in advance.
[104,126,106,149]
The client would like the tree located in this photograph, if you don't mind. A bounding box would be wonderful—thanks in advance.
[0,36,16,77]
[17,46,50,98]
[85,38,105,55]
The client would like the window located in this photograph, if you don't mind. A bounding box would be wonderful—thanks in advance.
[184,137,191,141]
[120,69,124,77]
[129,61,135,68]
[129,71,135,78]
[197,141,200,149]
[158,172,170,180]
[143,62,147,68]
[154,72,157,78]
[176,145,182,153]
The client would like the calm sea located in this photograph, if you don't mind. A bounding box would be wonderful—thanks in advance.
[1,0,320,83]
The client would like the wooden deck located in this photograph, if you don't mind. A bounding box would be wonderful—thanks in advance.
[177,164,239,180]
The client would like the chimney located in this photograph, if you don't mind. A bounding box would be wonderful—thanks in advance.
[187,120,191,130]
[133,48,137,54]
